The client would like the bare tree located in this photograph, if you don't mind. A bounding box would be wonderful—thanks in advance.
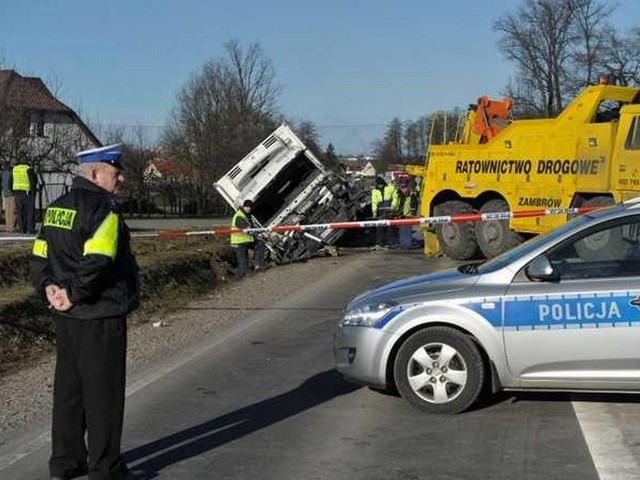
[373,118,404,171]
[293,120,322,154]
[501,76,546,118]
[403,118,429,163]
[119,126,157,215]
[494,0,578,117]
[163,40,281,213]
[567,0,614,91]
[495,0,618,116]
[597,26,640,86]
[324,143,342,173]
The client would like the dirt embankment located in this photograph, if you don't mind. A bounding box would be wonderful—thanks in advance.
[0,237,236,376]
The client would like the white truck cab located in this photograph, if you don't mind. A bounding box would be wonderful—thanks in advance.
[215,124,362,263]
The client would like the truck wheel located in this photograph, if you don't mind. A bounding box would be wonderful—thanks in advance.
[569,195,613,222]
[476,199,523,259]
[574,196,624,261]
[435,200,478,260]
[581,195,613,211]
[394,327,485,414]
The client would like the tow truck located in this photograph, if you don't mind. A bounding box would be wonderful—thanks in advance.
[409,78,640,260]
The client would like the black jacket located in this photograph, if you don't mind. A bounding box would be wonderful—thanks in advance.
[30,176,140,320]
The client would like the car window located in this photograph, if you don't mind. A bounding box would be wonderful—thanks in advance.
[625,116,640,150]
[546,216,640,280]
[477,208,613,275]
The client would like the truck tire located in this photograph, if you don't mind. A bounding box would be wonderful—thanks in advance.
[476,199,523,259]
[581,195,614,210]
[394,327,485,414]
[435,200,478,260]
[568,195,613,222]
[574,196,624,261]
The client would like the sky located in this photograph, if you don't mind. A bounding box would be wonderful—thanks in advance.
[1,0,640,155]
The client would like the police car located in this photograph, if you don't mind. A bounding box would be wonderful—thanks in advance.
[334,199,640,413]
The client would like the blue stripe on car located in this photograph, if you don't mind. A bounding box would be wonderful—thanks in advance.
[374,306,405,329]
[376,291,640,331]
[466,291,640,330]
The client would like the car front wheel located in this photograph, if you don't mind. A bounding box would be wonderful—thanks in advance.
[394,327,485,414]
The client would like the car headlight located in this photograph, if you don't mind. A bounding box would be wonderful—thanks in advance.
[341,301,398,327]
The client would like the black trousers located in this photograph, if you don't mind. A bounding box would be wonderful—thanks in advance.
[374,216,397,246]
[14,192,35,233]
[50,314,128,480]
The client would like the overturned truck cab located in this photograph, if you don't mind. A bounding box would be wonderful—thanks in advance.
[214,124,365,264]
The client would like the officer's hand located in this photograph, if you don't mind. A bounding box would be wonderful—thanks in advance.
[46,284,62,309]
[52,288,73,312]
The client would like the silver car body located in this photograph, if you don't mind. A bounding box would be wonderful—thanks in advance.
[335,201,640,395]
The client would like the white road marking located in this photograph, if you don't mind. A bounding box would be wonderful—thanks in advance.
[0,431,50,471]
[573,401,640,479]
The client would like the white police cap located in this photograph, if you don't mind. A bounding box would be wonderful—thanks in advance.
[76,143,124,169]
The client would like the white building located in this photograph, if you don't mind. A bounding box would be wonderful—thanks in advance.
[340,158,376,178]
[0,70,101,207]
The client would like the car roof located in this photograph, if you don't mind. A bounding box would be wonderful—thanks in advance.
[624,197,640,209]
[582,199,640,222]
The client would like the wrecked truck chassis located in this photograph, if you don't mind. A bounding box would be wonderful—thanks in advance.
[214,124,368,264]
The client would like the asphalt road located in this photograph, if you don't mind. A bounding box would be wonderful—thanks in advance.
[2,251,640,479]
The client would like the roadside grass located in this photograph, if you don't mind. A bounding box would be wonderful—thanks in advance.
[0,236,236,376]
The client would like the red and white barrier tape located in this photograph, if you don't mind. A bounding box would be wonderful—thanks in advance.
[0,205,603,242]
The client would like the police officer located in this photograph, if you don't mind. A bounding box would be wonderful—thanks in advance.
[12,158,37,233]
[30,144,146,480]
[230,199,265,279]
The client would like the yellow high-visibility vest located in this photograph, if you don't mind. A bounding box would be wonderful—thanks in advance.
[371,188,383,217]
[230,209,253,245]
[383,184,396,202]
[402,194,418,217]
[12,165,31,191]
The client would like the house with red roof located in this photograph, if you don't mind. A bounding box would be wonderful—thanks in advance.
[145,157,193,183]
[144,156,194,214]
[0,69,101,207]
[0,69,100,148]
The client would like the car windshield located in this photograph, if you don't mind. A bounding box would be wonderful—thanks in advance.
[475,208,620,274]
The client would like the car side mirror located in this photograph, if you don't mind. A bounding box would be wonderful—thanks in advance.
[526,255,559,282]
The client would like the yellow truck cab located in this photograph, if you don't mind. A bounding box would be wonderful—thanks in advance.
[417,83,640,260]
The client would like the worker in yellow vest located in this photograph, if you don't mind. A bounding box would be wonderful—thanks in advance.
[12,159,37,234]
[385,182,399,215]
[230,199,265,279]
[398,181,418,249]
[371,177,385,219]
[371,177,388,248]
[371,176,401,248]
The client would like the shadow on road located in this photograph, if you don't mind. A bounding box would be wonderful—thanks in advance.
[508,390,640,405]
[470,390,640,412]
[124,369,360,476]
